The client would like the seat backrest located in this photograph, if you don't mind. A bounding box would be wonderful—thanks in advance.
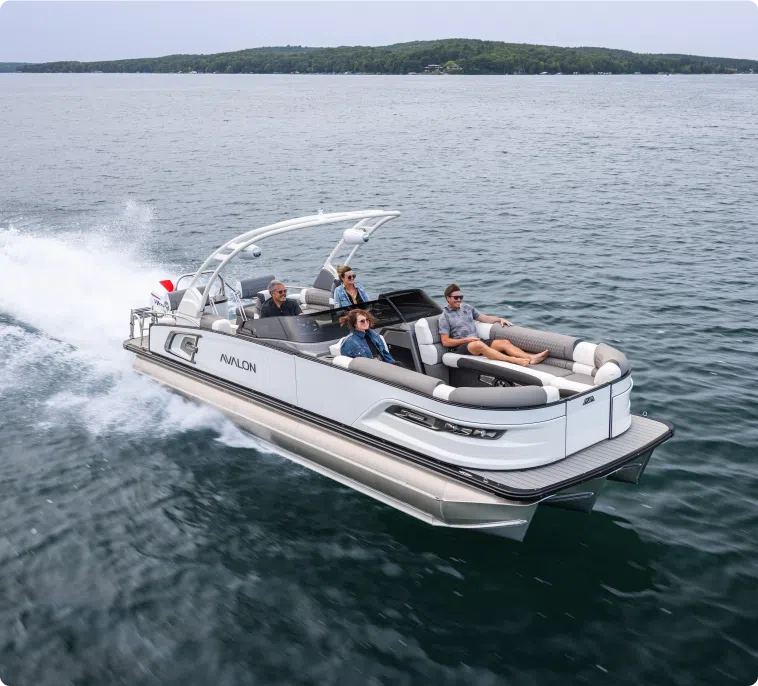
[168,286,229,313]
[237,275,276,300]
[329,337,346,357]
[312,267,339,293]
[332,356,442,395]
[239,289,272,321]
[300,287,333,311]
[414,315,450,383]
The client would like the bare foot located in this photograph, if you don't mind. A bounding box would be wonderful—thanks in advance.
[513,358,530,367]
[529,350,549,365]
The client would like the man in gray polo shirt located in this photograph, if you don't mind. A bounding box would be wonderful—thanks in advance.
[438,283,548,367]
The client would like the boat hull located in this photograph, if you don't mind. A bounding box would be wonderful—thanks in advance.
[128,342,672,541]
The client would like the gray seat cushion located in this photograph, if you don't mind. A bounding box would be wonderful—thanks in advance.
[489,324,580,360]
[448,386,551,408]
[238,275,276,300]
[313,268,339,293]
[452,356,545,386]
[594,343,631,375]
[528,363,573,378]
[347,357,442,395]
[301,288,332,307]
[563,372,596,386]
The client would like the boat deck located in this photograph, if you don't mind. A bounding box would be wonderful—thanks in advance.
[470,414,670,492]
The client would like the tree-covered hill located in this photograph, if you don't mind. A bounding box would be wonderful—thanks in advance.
[13,39,758,75]
[0,63,30,72]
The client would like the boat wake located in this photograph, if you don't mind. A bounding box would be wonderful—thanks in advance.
[0,205,266,450]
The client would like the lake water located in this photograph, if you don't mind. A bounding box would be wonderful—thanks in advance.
[1,74,757,686]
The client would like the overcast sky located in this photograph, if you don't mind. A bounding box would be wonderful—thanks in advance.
[1,1,757,63]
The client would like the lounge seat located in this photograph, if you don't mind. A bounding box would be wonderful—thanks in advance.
[300,287,334,313]
[331,356,556,407]
[414,316,630,393]
[300,267,338,314]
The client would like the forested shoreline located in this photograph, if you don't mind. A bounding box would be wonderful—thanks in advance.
[8,39,758,75]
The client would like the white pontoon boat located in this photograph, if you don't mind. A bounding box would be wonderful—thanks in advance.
[125,210,673,541]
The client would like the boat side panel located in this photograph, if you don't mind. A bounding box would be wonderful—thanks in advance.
[358,403,567,470]
[293,355,566,425]
[611,381,633,438]
[148,325,299,405]
[565,385,611,456]
[295,356,569,470]
[612,376,633,397]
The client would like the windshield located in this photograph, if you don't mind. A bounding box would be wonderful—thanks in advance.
[377,289,442,323]
[240,289,441,344]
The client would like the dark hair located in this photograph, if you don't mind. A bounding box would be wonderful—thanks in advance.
[337,264,355,283]
[444,283,461,298]
[339,308,376,330]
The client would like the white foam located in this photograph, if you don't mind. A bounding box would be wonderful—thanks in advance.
[0,212,164,355]
[0,204,271,449]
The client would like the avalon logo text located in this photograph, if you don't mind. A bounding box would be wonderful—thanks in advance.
[583,396,595,406]
[220,353,256,373]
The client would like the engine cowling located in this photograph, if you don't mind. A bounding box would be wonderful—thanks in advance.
[150,279,174,312]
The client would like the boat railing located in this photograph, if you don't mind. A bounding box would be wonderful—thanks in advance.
[129,306,195,346]
[129,307,156,347]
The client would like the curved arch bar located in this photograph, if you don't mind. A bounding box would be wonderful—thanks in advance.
[177,210,401,322]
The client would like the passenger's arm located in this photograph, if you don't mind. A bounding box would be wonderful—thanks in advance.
[333,287,348,308]
[476,313,513,327]
[440,332,480,348]
[340,334,358,359]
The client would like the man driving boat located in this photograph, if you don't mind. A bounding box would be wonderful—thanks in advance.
[259,280,303,318]
[439,284,548,367]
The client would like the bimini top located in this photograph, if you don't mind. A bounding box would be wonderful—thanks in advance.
[176,210,401,323]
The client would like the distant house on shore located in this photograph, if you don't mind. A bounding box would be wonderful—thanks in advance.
[423,62,463,74]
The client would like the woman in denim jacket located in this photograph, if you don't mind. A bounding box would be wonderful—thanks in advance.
[338,309,396,363]
[333,264,370,308]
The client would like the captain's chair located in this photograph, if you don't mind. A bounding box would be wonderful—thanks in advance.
[300,267,338,314]
[236,275,276,319]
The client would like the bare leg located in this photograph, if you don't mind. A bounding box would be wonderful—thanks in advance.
[490,340,548,365]
[468,341,530,366]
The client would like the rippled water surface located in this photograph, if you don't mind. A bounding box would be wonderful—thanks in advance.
[1,74,757,685]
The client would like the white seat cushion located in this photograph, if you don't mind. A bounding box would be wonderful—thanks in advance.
[329,337,346,357]
[442,353,594,392]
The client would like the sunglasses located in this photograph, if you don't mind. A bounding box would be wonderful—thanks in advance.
[345,274,356,281]
[451,295,464,301]
[274,289,287,295]
[356,318,368,324]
